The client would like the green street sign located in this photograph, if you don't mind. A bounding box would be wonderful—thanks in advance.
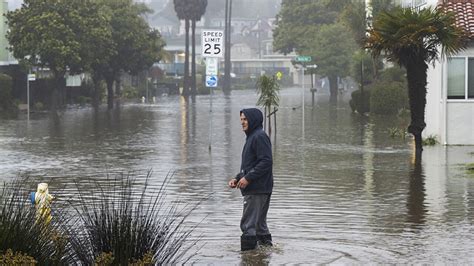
[296,55,312,62]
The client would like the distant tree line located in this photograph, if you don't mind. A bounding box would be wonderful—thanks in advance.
[6,0,166,111]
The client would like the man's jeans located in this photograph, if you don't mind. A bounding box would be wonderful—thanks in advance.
[240,194,271,236]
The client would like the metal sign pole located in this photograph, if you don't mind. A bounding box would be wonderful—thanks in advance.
[209,82,213,150]
[202,30,224,151]
[302,66,305,139]
[27,73,30,121]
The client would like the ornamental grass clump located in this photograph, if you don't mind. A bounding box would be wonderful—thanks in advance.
[0,178,70,265]
[66,171,201,265]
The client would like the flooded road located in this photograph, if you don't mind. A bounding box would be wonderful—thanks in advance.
[1,88,474,264]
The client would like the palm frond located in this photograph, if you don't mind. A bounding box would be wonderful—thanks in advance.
[366,6,468,66]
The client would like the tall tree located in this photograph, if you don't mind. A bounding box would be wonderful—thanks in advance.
[303,23,357,103]
[190,0,207,97]
[340,0,395,84]
[273,0,355,102]
[366,6,467,153]
[174,0,192,96]
[341,0,395,47]
[273,0,339,54]
[92,0,165,109]
[6,0,111,113]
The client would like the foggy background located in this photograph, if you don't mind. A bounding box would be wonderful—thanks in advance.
[7,0,282,18]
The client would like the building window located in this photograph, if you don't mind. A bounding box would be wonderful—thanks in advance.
[447,57,474,100]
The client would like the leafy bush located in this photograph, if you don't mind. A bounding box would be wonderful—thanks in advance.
[369,81,408,115]
[33,102,45,111]
[77,96,91,106]
[0,73,14,112]
[379,66,406,83]
[122,85,139,99]
[349,88,371,114]
[350,50,385,85]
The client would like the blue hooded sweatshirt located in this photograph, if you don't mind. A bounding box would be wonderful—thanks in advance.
[236,108,273,195]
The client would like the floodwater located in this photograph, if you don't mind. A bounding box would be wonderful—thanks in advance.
[1,88,474,264]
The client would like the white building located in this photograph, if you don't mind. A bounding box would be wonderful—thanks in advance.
[0,0,9,63]
[422,0,474,145]
[396,0,473,145]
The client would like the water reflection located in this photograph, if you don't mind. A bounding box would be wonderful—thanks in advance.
[363,122,375,196]
[406,152,426,227]
[240,248,272,266]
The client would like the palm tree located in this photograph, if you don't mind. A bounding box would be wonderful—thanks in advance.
[365,6,467,154]
[190,0,207,96]
[256,75,280,137]
[173,0,192,96]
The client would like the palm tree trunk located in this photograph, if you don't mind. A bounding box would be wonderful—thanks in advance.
[328,75,338,104]
[183,19,190,96]
[274,107,277,136]
[191,19,197,97]
[263,106,267,133]
[406,61,428,153]
[268,106,272,137]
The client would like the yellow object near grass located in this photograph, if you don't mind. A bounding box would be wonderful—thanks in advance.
[34,183,55,224]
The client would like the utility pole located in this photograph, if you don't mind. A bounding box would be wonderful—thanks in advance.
[223,0,232,95]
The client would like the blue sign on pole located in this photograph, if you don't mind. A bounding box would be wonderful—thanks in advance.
[206,75,218,87]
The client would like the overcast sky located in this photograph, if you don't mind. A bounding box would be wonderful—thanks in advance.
[7,0,21,10]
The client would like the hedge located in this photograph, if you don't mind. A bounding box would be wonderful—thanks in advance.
[369,81,408,115]
[0,73,14,111]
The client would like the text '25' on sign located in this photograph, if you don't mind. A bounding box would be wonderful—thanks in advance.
[201,30,224,58]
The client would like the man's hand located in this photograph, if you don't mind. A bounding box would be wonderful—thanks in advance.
[228,178,237,188]
[237,177,249,189]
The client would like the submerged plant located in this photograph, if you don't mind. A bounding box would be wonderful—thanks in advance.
[66,171,202,265]
[422,135,439,146]
[467,163,474,175]
[388,127,407,139]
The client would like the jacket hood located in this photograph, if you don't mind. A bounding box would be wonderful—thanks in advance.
[240,108,263,135]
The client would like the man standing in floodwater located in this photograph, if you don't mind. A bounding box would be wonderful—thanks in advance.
[228,108,273,251]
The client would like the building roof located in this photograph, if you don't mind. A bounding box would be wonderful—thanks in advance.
[439,0,474,38]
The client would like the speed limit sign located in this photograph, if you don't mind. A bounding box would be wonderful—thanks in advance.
[201,30,224,58]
